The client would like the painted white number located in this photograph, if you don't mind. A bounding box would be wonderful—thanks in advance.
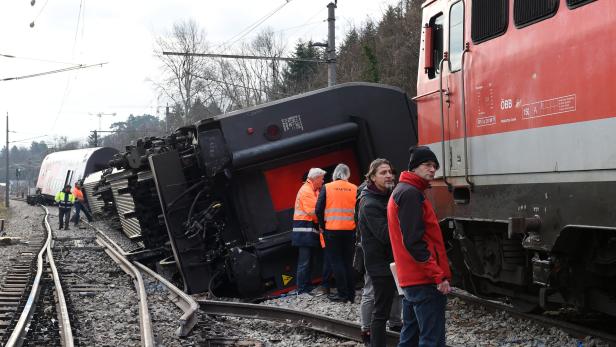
[500,99,513,110]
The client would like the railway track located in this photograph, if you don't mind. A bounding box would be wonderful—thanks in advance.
[0,206,73,347]
[449,289,616,344]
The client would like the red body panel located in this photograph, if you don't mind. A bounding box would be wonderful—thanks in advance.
[417,1,614,145]
[263,148,361,212]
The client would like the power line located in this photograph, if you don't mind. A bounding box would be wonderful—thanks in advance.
[0,62,107,81]
[9,134,48,144]
[217,0,294,49]
[190,73,293,98]
[163,51,327,64]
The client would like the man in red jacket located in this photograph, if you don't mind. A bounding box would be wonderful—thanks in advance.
[387,146,451,347]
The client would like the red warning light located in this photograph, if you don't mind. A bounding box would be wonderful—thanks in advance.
[264,124,281,141]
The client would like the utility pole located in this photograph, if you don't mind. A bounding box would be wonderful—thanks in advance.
[327,2,337,86]
[88,112,116,132]
[5,112,9,208]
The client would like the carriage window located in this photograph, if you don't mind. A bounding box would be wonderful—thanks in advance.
[471,0,508,44]
[567,0,596,9]
[514,0,558,28]
[449,1,464,72]
[428,14,444,79]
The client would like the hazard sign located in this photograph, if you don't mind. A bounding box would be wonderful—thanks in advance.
[282,274,293,286]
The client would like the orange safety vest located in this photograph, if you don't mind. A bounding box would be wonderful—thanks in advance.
[324,180,358,230]
[72,187,84,202]
[292,181,319,231]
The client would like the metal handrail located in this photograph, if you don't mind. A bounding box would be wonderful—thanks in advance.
[96,234,154,347]
[438,53,452,190]
[43,206,74,347]
[460,42,474,189]
[5,206,52,346]
[411,88,444,101]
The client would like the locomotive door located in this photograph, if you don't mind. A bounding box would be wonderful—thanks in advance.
[445,1,468,181]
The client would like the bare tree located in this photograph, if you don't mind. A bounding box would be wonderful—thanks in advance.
[154,19,216,125]
[215,29,287,111]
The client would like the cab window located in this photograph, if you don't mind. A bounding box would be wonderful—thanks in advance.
[449,1,464,71]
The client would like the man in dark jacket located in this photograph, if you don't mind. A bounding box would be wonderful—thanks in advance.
[358,158,397,347]
[387,146,452,347]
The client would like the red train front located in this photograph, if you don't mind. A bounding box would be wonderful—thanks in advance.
[415,0,616,315]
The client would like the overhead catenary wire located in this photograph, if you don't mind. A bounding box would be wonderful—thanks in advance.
[216,0,295,49]
[0,62,107,82]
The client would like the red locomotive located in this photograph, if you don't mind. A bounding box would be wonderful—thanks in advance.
[415,0,615,315]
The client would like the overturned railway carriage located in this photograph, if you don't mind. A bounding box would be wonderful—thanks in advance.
[416,0,616,315]
[33,147,119,204]
[102,83,417,297]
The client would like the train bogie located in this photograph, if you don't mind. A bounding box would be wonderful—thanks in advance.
[416,0,616,316]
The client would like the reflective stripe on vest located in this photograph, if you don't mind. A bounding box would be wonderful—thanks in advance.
[293,181,318,222]
[324,180,357,230]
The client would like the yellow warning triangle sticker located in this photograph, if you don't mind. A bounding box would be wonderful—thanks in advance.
[282,274,293,286]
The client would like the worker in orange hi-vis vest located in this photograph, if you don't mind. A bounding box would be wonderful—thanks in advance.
[291,167,326,294]
[316,163,358,303]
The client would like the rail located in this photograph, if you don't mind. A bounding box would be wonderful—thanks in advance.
[91,222,199,338]
[95,232,155,347]
[198,299,401,346]
[5,206,52,346]
[43,206,74,346]
[134,261,199,337]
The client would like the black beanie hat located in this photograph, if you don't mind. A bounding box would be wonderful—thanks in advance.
[408,146,439,171]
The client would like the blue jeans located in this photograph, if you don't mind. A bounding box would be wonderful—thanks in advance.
[398,285,447,347]
[72,201,93,225]
[296,246,315,293]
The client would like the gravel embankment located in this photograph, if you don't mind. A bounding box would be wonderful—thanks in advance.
[8,200,611,346]
[0,201,46,283]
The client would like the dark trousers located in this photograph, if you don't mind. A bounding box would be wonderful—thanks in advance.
[398,285,447,347]
[58,208,71,229]
[321,247,333,289]
[324,230,356,302]
[371,275,397,347]
[296,246,315,293]
[72,201,93,225]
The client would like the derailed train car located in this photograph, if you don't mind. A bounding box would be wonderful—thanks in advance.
[30,147,119,205]
[97,82,417,297]
[416,0,616,316]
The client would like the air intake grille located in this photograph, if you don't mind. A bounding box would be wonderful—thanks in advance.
[514,0,558,28]
[471,0,508,44]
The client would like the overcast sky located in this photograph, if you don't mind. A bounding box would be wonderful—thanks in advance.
[0,0,401,148]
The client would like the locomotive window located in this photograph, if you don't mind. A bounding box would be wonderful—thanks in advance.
[449,1,464,72]
[567,0,596,9]
[514,0,558,28]
[428,13,444,79]
[471,0,508,44]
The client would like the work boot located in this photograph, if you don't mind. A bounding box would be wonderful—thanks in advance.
[318,286,330,296]
[361,330,371,347]
[58,226,63,230]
